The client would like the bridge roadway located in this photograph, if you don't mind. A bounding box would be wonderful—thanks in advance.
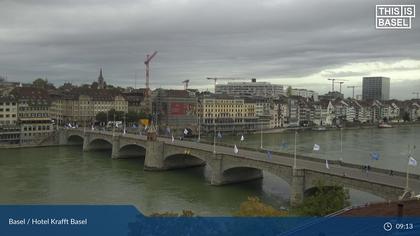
[60,129,420,206]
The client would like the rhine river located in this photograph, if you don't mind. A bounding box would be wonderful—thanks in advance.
[1,126,419,216]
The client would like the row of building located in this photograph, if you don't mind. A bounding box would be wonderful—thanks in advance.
[0,73,419,144]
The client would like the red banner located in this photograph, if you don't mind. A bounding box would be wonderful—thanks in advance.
[170,102,192,115]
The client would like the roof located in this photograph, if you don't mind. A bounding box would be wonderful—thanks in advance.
[11,87,49,100]
[335,199,420,216]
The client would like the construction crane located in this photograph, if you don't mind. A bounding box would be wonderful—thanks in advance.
[144,50,157,115]
[182,80,190,90]
[327,78,347,92]
[144,51,158,92]
[413,92,420,99]
[336,81,347,93]
[347,85,360,99]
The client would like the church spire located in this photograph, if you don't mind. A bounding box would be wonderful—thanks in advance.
[98,68,105,89]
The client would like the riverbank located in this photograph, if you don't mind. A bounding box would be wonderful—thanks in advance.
[248,121,420,135]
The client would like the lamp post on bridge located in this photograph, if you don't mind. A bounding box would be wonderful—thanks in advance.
[293,130,297,169]
[112,113,116,137]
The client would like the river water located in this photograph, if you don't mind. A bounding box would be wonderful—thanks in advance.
[1,126,418,216]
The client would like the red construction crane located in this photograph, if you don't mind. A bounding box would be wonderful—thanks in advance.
[144,50,158,92]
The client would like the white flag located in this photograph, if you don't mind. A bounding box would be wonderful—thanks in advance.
[91,125,94,130]
[184,128,188,135]
[123,128,126,135]
[313,144,320,151]
[234,144,239,154]
[171,135,175,143]
[325,159,330,169]
[240,135,244,142]
[408,156,417,166]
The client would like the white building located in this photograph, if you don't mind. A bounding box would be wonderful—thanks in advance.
[291,89,319,101]
[215,79,284,98]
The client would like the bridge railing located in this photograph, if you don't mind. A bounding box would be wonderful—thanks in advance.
[63,128,420,180]
[177,136,420,180]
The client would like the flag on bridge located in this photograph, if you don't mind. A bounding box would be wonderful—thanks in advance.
[233,144,239,154]
[325,159,330,169]
[267,150,272,159]
[313,144,320,151]
[370,152,380,161]
[123,128,126,135]
[217,131,223,139]
[409,156,418,166]
[171,135,175,143]
[91,125,94,131]
[240,135,245,142]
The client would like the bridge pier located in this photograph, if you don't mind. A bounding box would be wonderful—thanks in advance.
[82,134,91,152]
[111,136,120,159]
[58,130,68,145]
[144,140,165,170]
[290,168,305,207]
[208,154,223,185]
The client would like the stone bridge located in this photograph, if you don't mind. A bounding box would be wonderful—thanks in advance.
[58,129,420,206]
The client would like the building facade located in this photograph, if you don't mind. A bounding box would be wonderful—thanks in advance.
[362,76,390,101]
[215,79,284,98]
[11,87,54,144]
[153,89,198,135]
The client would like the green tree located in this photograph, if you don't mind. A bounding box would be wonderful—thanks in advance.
[33,78,48,88]
[108,109,124,121]
[402,112,411,122]
[293,181,350,216]
[91,81,99,89]
[96,112,107,123]
[235,197,288,217]
[126,111,140,123]
[287,86,292,96]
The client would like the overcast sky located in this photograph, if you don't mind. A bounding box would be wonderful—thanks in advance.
[0,0,419,99]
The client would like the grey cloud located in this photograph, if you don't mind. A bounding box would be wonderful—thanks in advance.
[0,0,419,98]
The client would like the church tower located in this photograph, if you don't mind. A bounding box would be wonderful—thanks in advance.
[98,68,105,89]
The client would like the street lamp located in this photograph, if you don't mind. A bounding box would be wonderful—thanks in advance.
[112,113,116,137]
[213,99,216,154]
[293,130,297,169]
[260,121,263,149]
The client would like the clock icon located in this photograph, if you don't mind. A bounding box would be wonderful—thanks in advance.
[383,222,393,232]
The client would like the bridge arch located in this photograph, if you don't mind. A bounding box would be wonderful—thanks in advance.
[67,134,84,145]
[86,138,113,151]
[303,173,402,201]
[163,153,206,170]
[118,144,147,159]
[220,160,293,186]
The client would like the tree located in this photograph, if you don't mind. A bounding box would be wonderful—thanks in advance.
[96,112,107,124]
[32,78,48,88]
[235,197,288,217]
[402,111,411,122]
[126,111,140,123]
[108,109,124,121]
[287,86,293,97]
[91,82,99,89]
[293,181,350,216]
